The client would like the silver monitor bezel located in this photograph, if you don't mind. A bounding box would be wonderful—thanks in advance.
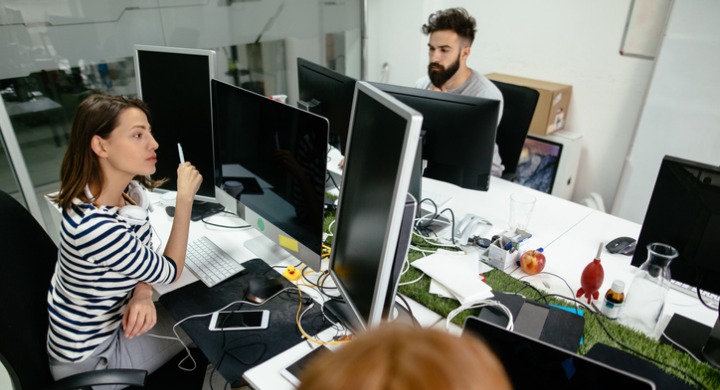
[327,80,423,330]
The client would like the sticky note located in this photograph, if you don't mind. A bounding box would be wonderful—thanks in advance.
[278,234,299,252]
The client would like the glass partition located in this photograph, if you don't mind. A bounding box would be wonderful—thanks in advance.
[0,0,361,226]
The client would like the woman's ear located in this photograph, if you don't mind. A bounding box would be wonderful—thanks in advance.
[91,135,109,158]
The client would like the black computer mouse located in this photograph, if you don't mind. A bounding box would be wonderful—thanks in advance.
[606,237,637,255]
[245,276,284,304]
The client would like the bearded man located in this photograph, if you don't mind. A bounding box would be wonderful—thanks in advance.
[415,7,505,177]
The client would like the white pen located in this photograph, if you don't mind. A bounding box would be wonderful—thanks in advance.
[177,143,185,164]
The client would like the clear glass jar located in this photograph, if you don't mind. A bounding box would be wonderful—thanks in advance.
[619,243,678,336]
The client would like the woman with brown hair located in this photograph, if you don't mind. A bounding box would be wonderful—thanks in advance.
[47,94,202,382]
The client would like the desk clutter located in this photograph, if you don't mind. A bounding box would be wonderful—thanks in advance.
[400,223,720,388]
[159,259,332,387]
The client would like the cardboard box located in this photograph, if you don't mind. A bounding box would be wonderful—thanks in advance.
[487,73,572,136]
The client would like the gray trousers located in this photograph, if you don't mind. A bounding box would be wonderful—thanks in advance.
[49,303,192,389]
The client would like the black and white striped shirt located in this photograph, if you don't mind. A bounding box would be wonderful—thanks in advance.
[47,200,177,363]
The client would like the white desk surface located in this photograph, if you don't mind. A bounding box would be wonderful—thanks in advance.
[421,176,594,250]
[148,174,716,389]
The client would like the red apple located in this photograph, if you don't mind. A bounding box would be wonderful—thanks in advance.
[520,249,546,275]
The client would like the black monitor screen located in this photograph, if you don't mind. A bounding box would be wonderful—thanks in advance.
[134,46,217,202]
[297,58,356,154]
[211,79,328,269]
[328,82,421,330]
[631,155,720,296]
[463,317,655,389]
[371,82,500,191]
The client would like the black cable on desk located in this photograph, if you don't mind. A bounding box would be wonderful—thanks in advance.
[513,282,550,304]
[414,199,458,246]
[395,294,421,328]
[326,172,340,191]
[517,271,579,313]
[695,274,720,311]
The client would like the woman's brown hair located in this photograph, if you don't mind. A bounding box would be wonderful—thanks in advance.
[298,323,511,390]
[52,94,164,210]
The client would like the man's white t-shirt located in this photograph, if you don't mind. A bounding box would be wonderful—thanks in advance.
[415,70,505,177]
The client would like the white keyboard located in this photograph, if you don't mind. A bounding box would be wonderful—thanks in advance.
[185,236,245,288]
[669,279,720,308]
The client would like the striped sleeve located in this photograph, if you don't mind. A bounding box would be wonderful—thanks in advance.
[64,206,177,285]
[47,202,178,363]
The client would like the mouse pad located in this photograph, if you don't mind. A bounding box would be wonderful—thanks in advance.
[476,292,585,353]
[159,259,331,386]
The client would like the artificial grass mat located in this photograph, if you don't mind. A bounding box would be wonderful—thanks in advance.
[322,213,720,388]
[397,235,720,389]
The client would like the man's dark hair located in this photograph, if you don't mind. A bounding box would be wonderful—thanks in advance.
[422,8,476,44]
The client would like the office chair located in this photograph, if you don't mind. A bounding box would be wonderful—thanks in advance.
[0,190,147,389]
[491,80,540,181]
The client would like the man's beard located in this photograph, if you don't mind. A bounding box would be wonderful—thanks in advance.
[428,54,461,89]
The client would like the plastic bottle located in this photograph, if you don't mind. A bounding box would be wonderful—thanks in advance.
[602,280,625,319]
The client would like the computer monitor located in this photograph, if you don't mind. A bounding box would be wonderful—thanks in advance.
[516,136,563,194]
[326,81,422,331]
[134,45,221,209]
[210,79,329,273]
[631,155,720,367]
[463,317,656,389]
[296,57,356,154]
[371,82,500,191]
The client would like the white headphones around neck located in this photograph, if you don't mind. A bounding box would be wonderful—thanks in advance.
[84,180,152,226]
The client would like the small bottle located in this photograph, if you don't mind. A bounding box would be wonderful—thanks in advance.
[602,280,625,319]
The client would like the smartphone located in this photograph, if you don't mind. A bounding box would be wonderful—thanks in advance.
[280,345,332,387]
[208,310,269,331]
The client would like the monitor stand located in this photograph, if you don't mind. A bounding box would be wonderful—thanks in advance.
[661,312,720,369]
[702,314,720,368]
[190,200,224,221]
[324,298,414,335]
[244,234,294,266]
[324,299,363,334]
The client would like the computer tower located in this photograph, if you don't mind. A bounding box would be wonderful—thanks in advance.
[515,130,582,200]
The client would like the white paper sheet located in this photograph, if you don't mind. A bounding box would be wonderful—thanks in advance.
[412,251,494,303]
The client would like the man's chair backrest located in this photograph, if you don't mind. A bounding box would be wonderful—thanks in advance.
[492,80,540,181]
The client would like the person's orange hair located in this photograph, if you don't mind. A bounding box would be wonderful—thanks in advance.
[298,323,510,390]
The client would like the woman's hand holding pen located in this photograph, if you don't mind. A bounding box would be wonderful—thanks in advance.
[175,162,202,207]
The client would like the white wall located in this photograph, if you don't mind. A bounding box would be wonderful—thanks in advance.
[367,0,656,211]
[612,0,720,223]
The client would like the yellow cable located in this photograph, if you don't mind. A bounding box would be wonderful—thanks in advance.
[294,279,348,346]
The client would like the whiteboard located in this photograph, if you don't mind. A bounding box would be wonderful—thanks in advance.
[620,0,673,59]
[613,0,720,223]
